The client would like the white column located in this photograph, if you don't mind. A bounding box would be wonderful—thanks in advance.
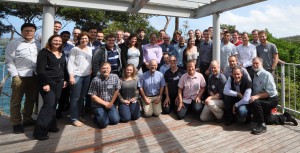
[41,6,55,48]
[38,6,55,113]
[212,13,220,62]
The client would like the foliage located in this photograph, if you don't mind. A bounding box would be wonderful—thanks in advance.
[58,8,156,35]
[220,24,236,33]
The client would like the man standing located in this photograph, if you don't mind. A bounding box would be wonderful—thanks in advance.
[163,56,185,114]
[69,28,81,45]
[173,36,186,69]
[139,60,165,117]
[170,31,181,45]
[142,33,163,72]
[177,60,206,120]
[160,34,175,55]
[231,30,242,46]
[92,33,122,77]
[88,62,120,128]
[159,53,170,75]
[137,28,149,46]
[199,29,213,78]
[256,30,279,74]
[115,30,124,45]
[220,31,238,72]
[200,61,227,122]
[251,29,260,46]
[195,29,204,47]
[5,23,41,133]
[250,57,297,135]
[236,32,257,72]
[96,31,105,43]
[87,27,102,54]
[54,21,62,34]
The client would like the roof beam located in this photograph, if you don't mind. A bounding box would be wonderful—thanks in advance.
[130,0,150,13]
[140,4,195,17]
[195,0,266,18]
[47,0,132,12]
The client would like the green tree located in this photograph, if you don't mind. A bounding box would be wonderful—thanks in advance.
[220,24,236,33]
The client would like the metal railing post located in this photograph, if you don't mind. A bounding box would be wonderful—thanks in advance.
[281,63,285,113]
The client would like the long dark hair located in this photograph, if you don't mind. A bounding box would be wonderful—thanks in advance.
[126,34,140,48]
[45,34,63,52]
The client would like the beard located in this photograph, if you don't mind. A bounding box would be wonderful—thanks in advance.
[253,66,262,72]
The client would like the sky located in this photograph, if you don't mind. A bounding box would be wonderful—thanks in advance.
[2,0,300,38]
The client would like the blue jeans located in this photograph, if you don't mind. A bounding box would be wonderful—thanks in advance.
[94,105,120,128]
[118,102,141,122]
[70,75,90,121]
[177,100,203,120]
[238,105,249,118]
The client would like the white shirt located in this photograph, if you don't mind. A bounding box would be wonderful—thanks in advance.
[236,43,257,68]
[68,46,93,76]
[220,42,238,70]
[5,37,41,77]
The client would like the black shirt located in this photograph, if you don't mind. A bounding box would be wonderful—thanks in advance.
[36,48,68,86]
[164,67,185,95]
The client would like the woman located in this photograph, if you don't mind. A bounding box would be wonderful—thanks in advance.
[182,38,200,69]
[118,64,141,122]
[33,34,68,140]
[68,32,93,127]
[121,34,143,76]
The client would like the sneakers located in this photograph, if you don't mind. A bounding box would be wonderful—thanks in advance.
[283,112,298,126]
[13,124,24,134]
[22,120,36,127]
[251,123,267,135]
[73,120,83,127]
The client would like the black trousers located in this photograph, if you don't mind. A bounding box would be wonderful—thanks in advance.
[33,80,63,137]
[162,93,177,114]
[199,62,210,100]
[57,85,70,112]
[250,96,285,125]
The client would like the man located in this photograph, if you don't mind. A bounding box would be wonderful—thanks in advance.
[256,30,279,74]
[177,60,206,120]
[5,23,41,134]
[236,32,257,72]
[231,30,242,46]
[160,34,175,55]
[96,31,105,43]
[170,31,181,45]
[88,62,120,129]
[223,56,251,81]
[220,31,238,72]
[123,32,130,42]
[223,66,252,125]
[57,31,74,118]
[163,56,185,114]
[142,33,163,72]
[159,53,170,75]
[115,30,124,45]
[173,36,186,69]
[87,27,102,54]
[138,60,165,117]
[250,57,297,135]
[92,33,122,77]
[137,28,149,45]
[251,29,260,46]
[186,29,195,42]
[200,61,227,122]
[54,21,62,34]
[195,29,204,47]
[69,28,81,45]
[157,30,165,45]
[208,27,213,40]
[198,29,213,78]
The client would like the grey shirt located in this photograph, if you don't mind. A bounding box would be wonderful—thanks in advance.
[118,79,139,103]
[199,40,213,63]
[223,66,251,82]
[256,42,278,71]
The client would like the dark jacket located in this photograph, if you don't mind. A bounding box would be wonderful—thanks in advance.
[92,44,122,77]
[120,44,143,70]
[36,48,68,86]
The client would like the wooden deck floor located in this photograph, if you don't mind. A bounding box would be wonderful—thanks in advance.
[0,113,300,153]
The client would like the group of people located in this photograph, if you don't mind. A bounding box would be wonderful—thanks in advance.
[5,21,298,141]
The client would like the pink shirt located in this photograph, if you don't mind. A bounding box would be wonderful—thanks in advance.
[142,44,163,64]
[178,72,206,104]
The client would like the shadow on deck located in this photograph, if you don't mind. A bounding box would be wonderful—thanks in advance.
[0,113,300,153]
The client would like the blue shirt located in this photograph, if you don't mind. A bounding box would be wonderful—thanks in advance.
[160,43,175,55]
[138,71,165,96]
[63,43,74,61]
[199,40,213,63]
[252,68,277,97]
[174,44,187,67]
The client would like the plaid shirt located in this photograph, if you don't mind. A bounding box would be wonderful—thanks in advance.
[88,74,120,107]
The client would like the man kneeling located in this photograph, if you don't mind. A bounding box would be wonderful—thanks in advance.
[88,62,120,128]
